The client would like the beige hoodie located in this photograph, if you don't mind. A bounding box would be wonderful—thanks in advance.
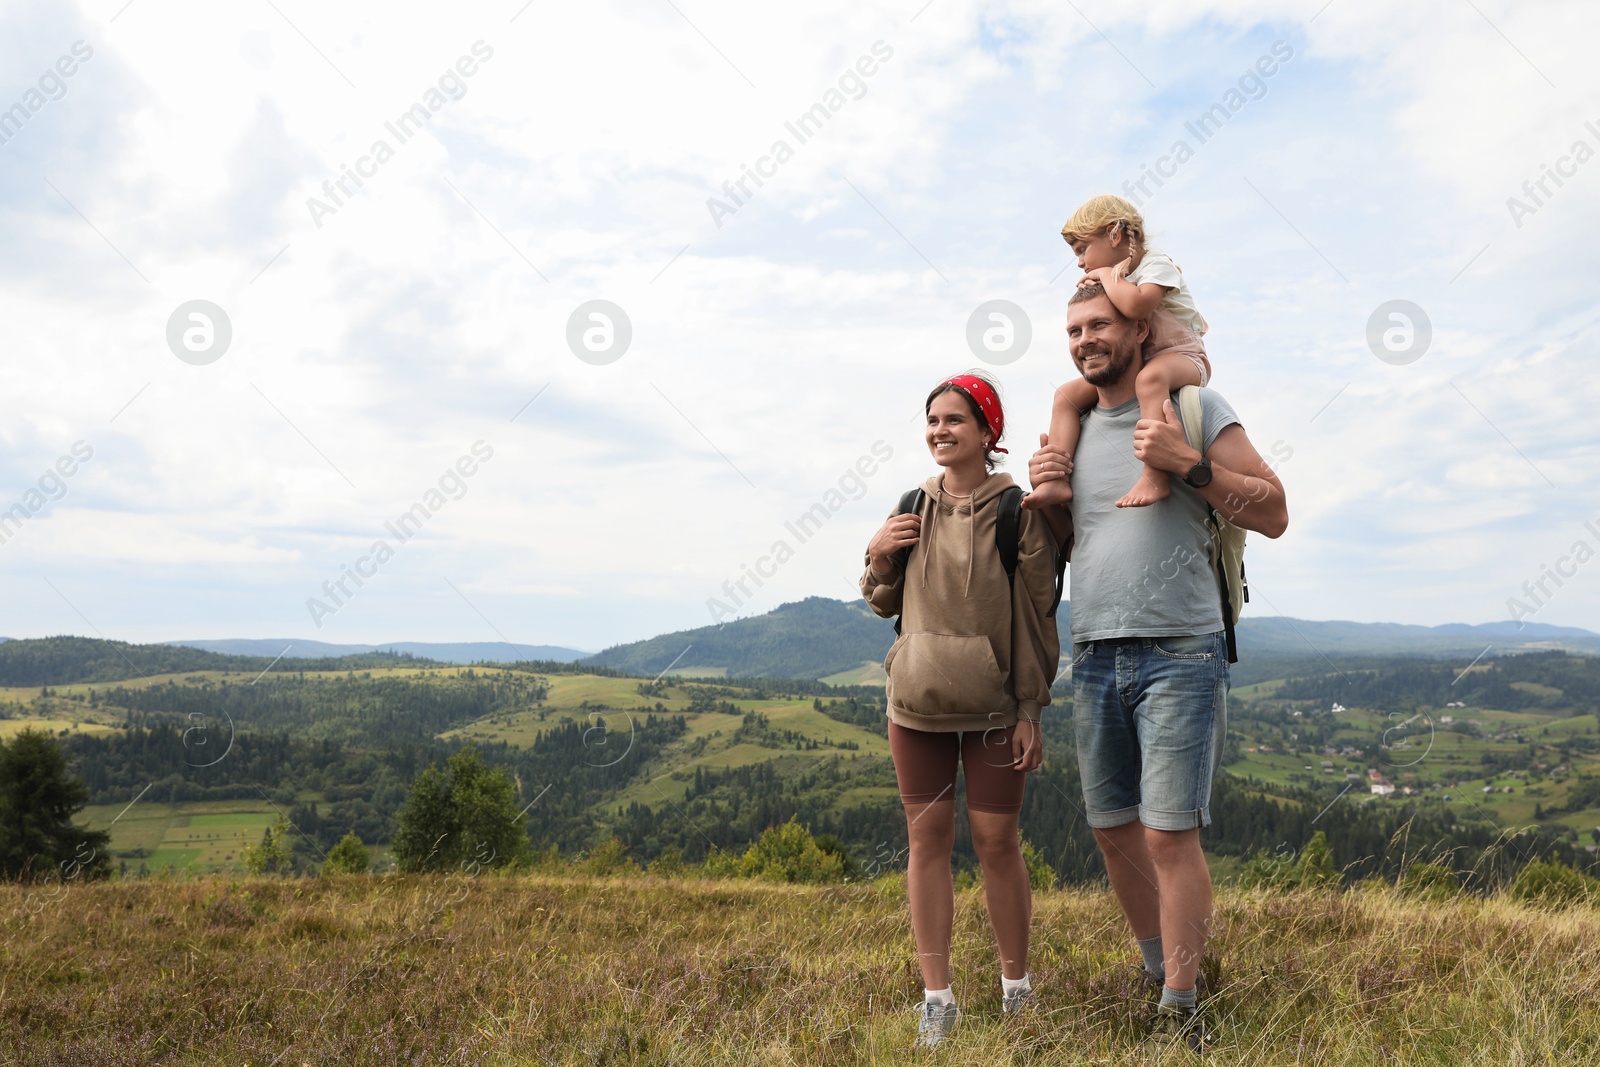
[860,472,1062,732]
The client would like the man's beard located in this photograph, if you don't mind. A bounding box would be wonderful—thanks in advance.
[1075,337,1139,387]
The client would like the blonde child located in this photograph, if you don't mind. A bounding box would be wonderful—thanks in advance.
[1028,195,1210,509]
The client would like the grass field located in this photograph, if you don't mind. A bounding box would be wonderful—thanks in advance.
[820,661,888,687]
[79,799,288,874]
[1,873,1596,1065]
[0,717,118,740]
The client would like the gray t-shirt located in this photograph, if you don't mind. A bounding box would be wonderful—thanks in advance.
[1067,389,1240,642]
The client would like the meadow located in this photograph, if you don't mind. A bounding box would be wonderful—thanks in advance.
[2,872,1596,1065]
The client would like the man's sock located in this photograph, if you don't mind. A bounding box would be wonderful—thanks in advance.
[1137,935,1165,981]
[924,986,955,1006]
[1001,973,1031,996]
[1159,984,1198,1011]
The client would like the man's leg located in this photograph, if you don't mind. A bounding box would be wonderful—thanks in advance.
[1132,631,1228,1001]
[1092,823,1161,942]
[1145,827,1212,993]
[1073,640,1163,971]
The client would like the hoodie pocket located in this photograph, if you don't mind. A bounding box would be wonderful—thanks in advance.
[888,632,1009,719]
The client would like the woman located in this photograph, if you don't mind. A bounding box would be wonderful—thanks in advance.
[860,372,1063,1049]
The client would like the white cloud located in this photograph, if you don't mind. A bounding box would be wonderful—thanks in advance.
[0,0,1596,646]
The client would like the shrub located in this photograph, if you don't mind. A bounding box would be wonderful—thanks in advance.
[646,845,685,878]
[1296,831,1339,887]
[1508,860,1597,909]
[1398,861,1458,902]
[391,748,532,874]
[242,816,293,876]
[1022,838,1058,893]
[1239,831,1339,890]
[580,837,638,878]
[812,833,862,879]
[736,818,845,884]
[321,833,371,876]
[701,847,741,879]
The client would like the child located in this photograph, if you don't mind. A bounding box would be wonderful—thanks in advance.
[1028,195,1210,509]
[861,372,1062,1048]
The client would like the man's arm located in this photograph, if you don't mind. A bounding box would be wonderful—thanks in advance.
[1132,401,1289,538]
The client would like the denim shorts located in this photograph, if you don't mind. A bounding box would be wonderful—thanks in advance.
[1072,632,1228,832]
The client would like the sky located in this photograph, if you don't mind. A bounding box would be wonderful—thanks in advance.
[1,0,1597,652]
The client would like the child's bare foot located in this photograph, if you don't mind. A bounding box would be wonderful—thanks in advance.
[1024,475,1073,509]
[1114,469,1170,508]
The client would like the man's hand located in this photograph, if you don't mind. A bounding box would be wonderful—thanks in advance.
[1028,431,1072,487]
[866,512,920,577]
[1133,400,1202,475]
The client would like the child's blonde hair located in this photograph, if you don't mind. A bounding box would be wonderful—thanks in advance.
[1061,194,1146,266]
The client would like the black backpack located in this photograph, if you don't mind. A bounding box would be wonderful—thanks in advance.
[891,486,1066,635]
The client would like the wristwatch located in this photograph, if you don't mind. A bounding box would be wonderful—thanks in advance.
[1183,457,1213,488]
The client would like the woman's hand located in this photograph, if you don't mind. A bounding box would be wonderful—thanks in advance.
[867,513,920,577]
[1011,718,1043,772]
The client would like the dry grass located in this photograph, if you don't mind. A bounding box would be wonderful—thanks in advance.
[2,873,1597,1065]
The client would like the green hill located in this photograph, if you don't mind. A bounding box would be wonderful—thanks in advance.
[0,635,449,686]
[581,596,897,679]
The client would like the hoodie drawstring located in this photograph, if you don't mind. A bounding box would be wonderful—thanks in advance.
[926,480,978,598]
[966,494,976,598]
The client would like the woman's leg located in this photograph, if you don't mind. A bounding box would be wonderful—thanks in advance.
[905,798,958,990]
[963,729,1032,980]
[968,810,1030,980]
[890,723,961,992]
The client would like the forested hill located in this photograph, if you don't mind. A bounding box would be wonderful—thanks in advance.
[0,636,449,687]
[579,597,1600,680]
[582,597,896,679]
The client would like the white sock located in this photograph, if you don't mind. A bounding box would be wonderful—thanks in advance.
[924,986,954,1006]
[1001,973,1031,995]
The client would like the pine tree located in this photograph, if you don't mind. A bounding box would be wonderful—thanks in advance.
[0,729,111,882]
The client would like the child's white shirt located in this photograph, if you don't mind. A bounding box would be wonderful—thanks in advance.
[1127,246,1207,338]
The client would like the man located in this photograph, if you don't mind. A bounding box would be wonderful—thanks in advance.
[1029,281,1288,1050]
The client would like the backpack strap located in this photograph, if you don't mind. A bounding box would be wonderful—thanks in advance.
[893,484,1067,630]
[892,489,925,573]
[891,489,925,636]
[1000,486,1068,619]
[995,485,1022,582]
[1177,386,1239,664]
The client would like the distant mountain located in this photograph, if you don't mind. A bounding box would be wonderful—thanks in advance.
[0,636,451,687]
[166,638,591,665]
[581,598,1600,680]
[8,607,1595,688]
[1235,617,1600,658]
[581,597,896,679]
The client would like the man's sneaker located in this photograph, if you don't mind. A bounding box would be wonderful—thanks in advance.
[1001,985,1035,1017]
[1150,1003,1213,1054]
[1131,964,1164,1000]
[914,1001,959,1049]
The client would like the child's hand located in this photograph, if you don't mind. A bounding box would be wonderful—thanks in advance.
[1076,268,1106,289]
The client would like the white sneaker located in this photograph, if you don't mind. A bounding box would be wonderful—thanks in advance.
[1001,984,1035,1016]
[915,1000,959,1049]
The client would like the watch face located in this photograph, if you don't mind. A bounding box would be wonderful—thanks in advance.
[1187,461,1212,488]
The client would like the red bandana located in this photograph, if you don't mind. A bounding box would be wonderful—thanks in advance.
[941,375,1008,454]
